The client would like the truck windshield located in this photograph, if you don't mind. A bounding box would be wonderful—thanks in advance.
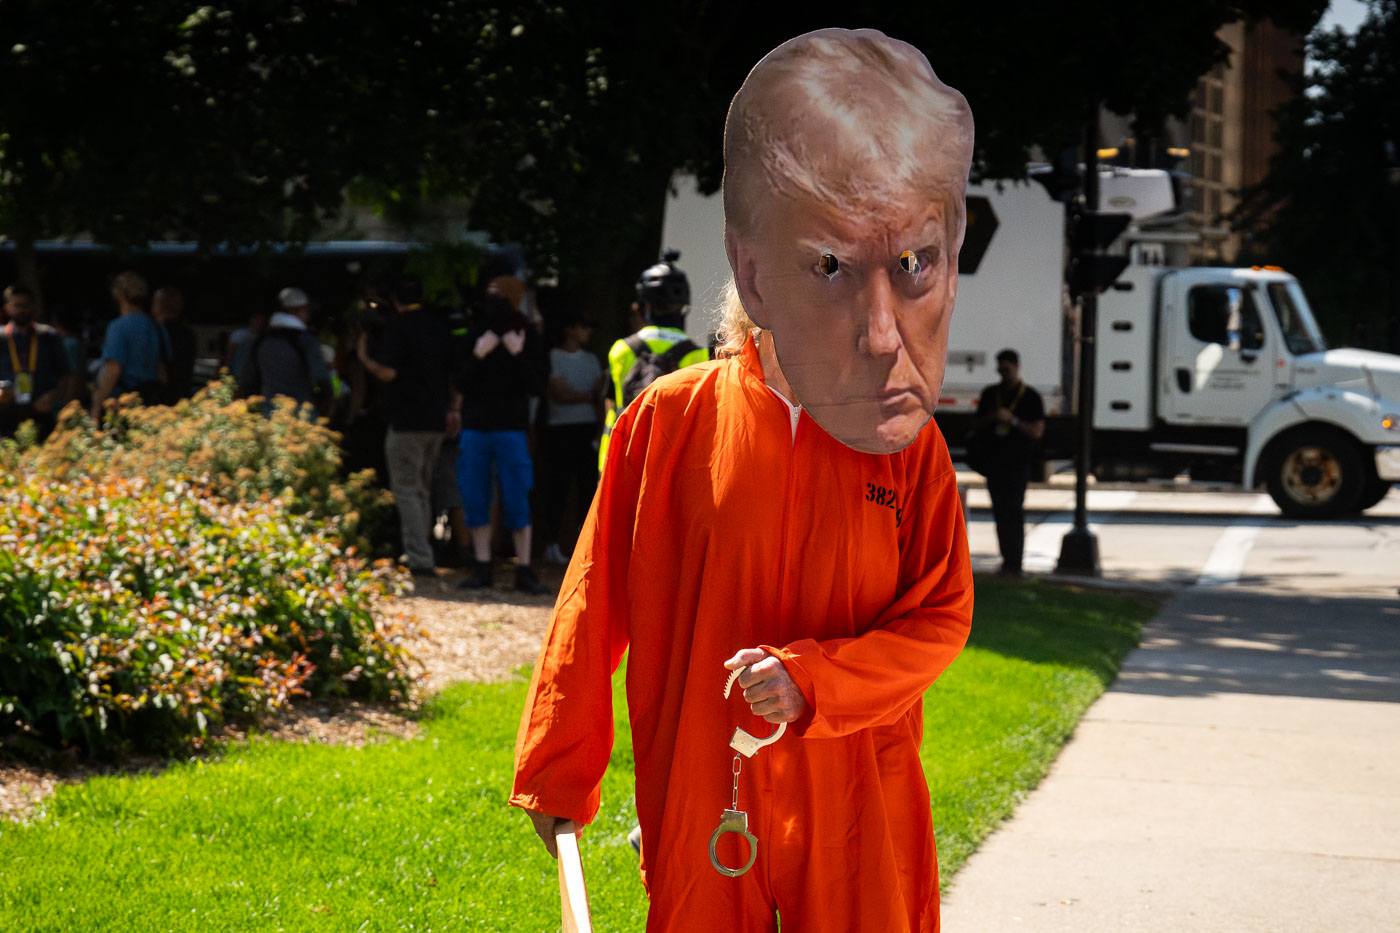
[1266,280,1327,355]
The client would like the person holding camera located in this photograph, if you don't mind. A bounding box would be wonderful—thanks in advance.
[975,348,1045,577]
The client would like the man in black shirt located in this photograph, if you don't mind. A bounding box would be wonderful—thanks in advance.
[358,276,458,578]
[975,348,1045,577]
[0,284,71,438]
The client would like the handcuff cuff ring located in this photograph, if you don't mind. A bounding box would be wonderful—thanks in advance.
[708,808,759,877]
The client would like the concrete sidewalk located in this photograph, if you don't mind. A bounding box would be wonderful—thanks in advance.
[942,587,1400,932]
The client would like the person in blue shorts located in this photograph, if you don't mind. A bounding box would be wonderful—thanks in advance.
[455,278,550,594]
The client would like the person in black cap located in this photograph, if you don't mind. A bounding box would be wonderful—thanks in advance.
[597,250,710,470]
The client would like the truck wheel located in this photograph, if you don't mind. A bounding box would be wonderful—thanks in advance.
[1355,474,1393,513]
[1265,427,1364,519]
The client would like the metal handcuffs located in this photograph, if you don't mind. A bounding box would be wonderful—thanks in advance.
[708,666,787,877]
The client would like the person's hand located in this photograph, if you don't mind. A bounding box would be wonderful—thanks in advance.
[525,809,582,859]
[724,648,808,724]
[501,329,526,356]
[474,330,501,359]
[34,394,53,415]
[0,385,12,406]
[445,409,461,440]
[995,406,1014,424]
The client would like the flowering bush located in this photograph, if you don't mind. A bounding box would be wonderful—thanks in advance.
[0,474,418,758]
[3,380,394,554]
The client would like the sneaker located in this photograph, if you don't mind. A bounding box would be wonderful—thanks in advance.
[409,565,438,579]
[457,560,493,589]
[627,825,642,854]
[514,564,551,595]
[542,543,569,566]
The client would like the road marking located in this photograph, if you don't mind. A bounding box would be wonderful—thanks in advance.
[1022,491,1139,574]
[1195,497,1278,588]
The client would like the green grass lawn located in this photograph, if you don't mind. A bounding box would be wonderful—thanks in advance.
[0,579,1154,931]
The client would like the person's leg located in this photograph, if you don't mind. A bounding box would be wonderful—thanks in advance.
[494,429,549,594]
[539,425,570,555]
[1004,467,1030,574]
[412,432,443,568]
[457,430,495,587]
[430,438,469,564]
[566,423,601,553]
[986,472,1017,573]
[384,428,436,572]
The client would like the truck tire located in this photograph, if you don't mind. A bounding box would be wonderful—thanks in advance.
[1264,427,1364,519]
[1355,473,1393,513]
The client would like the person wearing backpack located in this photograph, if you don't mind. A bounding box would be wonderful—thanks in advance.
[237,287,333,417]
[597,250,710,471]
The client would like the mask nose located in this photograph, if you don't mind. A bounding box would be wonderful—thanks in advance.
[856,276,901,358]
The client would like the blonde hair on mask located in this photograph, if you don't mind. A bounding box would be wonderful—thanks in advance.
[713,278,758,356]
[722,28,974,254]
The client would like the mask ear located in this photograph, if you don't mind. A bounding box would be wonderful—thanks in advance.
[725,234,772,330]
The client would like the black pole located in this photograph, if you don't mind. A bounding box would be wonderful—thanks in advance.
[1056,100,1102,576]
[1389,141,1400,354]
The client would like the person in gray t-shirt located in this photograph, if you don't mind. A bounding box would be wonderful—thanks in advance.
[540,312,603,565]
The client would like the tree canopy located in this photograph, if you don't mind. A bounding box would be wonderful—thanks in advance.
[1,1,1328,328]
[1235,0,1399,349]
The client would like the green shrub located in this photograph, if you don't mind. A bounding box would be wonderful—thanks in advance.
[0,474,418,759]
[2,380,394,554]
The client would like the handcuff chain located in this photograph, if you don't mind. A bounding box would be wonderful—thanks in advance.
[731,754,742,810]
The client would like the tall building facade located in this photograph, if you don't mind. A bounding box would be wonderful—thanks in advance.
[1186,19,1305,262]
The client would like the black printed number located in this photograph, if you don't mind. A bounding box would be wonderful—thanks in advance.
[865,483,903,527]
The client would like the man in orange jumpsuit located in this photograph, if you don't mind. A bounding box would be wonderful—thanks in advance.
[512,28,975,932]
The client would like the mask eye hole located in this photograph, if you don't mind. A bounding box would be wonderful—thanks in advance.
[819,253,840,279]
[899,250,920,275]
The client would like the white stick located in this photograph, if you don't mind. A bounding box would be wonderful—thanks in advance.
[555,820,593,933]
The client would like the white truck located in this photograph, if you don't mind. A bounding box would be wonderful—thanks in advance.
[937,177,1400,518]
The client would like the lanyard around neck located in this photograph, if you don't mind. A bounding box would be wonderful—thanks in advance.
[5,323,38,374]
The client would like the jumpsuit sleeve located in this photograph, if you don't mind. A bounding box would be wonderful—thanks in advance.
[765,467,973,740]
[509,406,643,825]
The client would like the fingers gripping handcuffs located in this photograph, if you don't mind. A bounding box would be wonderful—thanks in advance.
[708,666,787,878]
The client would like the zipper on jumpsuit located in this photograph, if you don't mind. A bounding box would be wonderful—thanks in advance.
[764,390,800,911]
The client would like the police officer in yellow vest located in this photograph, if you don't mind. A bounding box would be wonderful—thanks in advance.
[599,250,710,470]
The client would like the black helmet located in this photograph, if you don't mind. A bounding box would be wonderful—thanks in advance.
[635,248,690,311]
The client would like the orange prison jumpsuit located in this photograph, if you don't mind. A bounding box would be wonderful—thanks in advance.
[512,336,973,932]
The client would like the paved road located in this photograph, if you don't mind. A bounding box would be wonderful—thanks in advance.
[945,481,1400,932]
[963,480,1400,598]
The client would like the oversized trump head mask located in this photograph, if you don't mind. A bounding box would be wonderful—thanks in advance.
[723,29,974,454]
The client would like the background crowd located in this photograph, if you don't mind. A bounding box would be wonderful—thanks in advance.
[0,253,706,594]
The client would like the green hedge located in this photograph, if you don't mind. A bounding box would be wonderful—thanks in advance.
[3,380,393,554]
[0,473,416,759]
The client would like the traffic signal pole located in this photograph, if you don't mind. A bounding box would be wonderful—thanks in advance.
[1056,102,1103,576]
